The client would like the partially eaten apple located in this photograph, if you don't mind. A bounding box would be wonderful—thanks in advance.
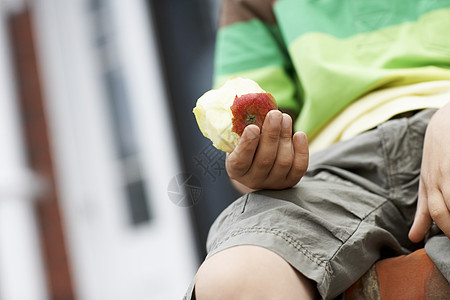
[193,77,277,152]
[231,93,277,136]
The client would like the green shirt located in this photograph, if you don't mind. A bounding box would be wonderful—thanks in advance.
[214,0,450,138]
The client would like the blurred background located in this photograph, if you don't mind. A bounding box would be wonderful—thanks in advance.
[0,0,240,299]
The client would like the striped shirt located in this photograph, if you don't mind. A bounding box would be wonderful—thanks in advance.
[214,0,450,140]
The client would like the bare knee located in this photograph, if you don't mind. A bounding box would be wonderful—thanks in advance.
[194,245,317,300]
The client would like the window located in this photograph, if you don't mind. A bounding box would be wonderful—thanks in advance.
[89,0,152,226]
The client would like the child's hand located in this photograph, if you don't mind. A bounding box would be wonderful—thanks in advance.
[226,110,309,192]
[409,104,450,242]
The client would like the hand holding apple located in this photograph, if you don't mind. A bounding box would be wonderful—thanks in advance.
[193,77,277,152]
[226,110,309,191]
[193,77,309,191]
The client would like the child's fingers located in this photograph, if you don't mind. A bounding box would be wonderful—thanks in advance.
[442,183,450,214]
[427,187,450,239]
[409,181,433,243]
[269,113,294,180]
[286,132,309,186]
[248,110,283,179]
[226,125,260,178]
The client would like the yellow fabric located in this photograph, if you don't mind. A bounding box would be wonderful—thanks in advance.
[309,81,450,154]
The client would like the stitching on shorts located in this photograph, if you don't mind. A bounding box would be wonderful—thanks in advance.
[329,200,389,260]
[212,226,333,274]
[378,127,394,199]
[319,200,389,289]
[380,117,424,203]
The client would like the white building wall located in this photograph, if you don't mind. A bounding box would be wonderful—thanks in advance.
[0,2,48,300]
[31,0,198,299]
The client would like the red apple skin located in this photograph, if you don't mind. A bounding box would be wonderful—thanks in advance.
[231,93,278,136]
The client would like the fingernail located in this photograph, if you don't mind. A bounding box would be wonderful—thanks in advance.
[282,114,291,129]
[295,132,307,144]
[269,110,282,124]
[245,125,259,139]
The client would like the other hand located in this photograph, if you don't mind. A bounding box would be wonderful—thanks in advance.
[409,105,450,242]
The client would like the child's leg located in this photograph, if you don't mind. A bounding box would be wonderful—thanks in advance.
[195,245,317,300]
